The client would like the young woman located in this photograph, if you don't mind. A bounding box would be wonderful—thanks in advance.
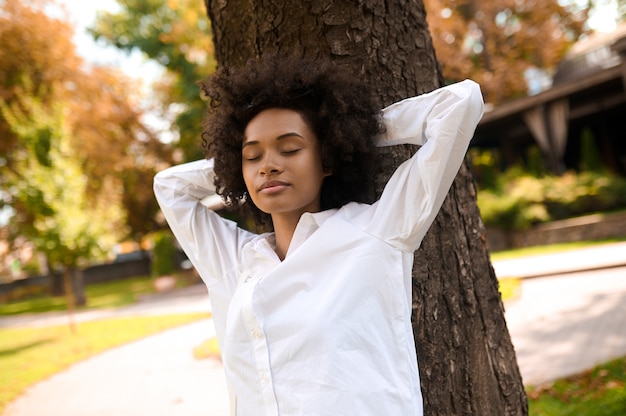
[154,56,483,416]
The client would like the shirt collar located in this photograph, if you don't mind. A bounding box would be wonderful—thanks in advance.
[285,209,338,259]
[243,209,339,264]
[304,208,338,227]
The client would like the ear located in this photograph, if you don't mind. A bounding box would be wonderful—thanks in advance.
[321,161,333,177]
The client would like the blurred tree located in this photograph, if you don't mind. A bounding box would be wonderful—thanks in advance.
[0,0,171,253]
[90,0,218,162]
[423,0,588,104]
[66,65,172,239]
[0,0,81,158]
[1,90,126,316]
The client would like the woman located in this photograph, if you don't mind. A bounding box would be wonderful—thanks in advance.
[154,56,484,415]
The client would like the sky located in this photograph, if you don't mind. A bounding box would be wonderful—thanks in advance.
[55,0,175,143]
[58,0,163,82]
[582,0,619,31]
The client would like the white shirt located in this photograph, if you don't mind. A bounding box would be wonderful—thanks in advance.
[153,80,484,416]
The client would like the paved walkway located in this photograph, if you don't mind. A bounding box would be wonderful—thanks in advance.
[2,242,625,415]
[491,241,626,279]
[505,265,626,385]
[4,320,230,416]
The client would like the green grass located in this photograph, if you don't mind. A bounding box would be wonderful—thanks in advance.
[0,312,209,413]
[490,238,626,261]
[0,273,198,316]
[527,356,626,415]
[498,277,521,302]
[193,336,222,360]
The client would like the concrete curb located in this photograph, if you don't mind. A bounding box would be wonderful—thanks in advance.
[491,241,626,279]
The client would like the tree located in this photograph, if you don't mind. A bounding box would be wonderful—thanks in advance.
[0,0,170,250]
[0,0,81,158]
[423,0,587,104]
[91,0,218,162]
[1,88,126,323]
[205,1,527,414]
[65,65,172,240]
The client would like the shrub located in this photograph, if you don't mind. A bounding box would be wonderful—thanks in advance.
[477,189,549,230]
[151,232,177,277]
[476,169,626,230]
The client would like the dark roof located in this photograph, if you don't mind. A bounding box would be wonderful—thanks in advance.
[553,23,626,85]
[473,24,626,148]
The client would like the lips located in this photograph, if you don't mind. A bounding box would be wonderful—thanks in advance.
[259,180,290,192]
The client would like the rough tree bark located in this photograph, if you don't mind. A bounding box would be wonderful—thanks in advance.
[205,1,528,414]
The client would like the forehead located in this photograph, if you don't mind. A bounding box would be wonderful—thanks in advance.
[243,108,313,142]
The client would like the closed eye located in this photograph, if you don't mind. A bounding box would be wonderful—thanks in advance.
[242,147,262,161]
[242,152,262,161]
[281,148,302,155]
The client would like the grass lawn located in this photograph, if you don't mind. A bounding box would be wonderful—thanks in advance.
[490,238,626,261]
[0,312,209,413]
[498,277,521,302]
[527,356,626,415]
[0,273,198,316]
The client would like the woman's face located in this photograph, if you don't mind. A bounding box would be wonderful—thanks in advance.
[242,108,330,221]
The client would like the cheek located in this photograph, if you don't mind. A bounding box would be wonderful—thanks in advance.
[313,156,328,179]
[241,164,256,192]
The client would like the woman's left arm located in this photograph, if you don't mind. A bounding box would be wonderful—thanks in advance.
[363,80,484,251]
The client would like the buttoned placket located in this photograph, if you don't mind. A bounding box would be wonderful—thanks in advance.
[239,268,280,416]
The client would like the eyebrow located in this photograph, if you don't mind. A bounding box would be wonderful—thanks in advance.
[242,132,305,148]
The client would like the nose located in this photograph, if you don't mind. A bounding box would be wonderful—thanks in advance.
[259,151,282,176]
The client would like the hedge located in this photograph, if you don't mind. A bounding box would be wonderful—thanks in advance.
[476,169,626,230]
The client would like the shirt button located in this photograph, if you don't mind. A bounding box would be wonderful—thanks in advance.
[260,372,270,383]
[251,328,262,339]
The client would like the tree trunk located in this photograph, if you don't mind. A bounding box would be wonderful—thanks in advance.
[205,1,528,414]
[71,267,86,307]
[62,265,77,333]
[50,271,64,296]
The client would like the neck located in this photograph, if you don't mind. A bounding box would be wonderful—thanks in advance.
[271,213,302,261]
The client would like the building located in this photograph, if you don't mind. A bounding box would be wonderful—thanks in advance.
[473,24,626,176]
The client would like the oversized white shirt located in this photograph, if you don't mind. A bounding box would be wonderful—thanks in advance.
[153,80,484,416]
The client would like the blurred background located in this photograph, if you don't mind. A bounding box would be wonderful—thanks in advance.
[1,0,624,292]
[0,0,625,414]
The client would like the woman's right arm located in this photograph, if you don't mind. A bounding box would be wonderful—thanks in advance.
[153,159,255,292]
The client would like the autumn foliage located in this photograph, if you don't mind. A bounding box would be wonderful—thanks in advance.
[424,0,587,104]
[0,0,171,274]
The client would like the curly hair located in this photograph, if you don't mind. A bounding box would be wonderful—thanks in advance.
[199,55,383,226]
